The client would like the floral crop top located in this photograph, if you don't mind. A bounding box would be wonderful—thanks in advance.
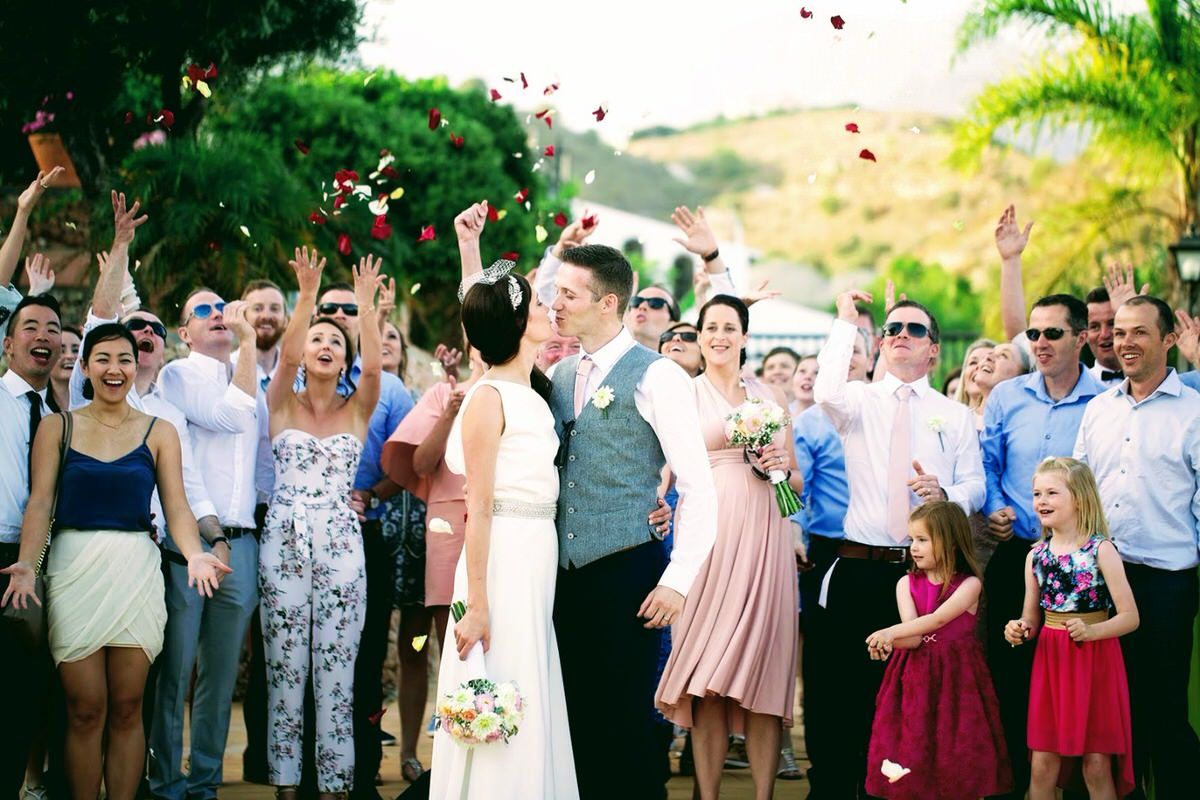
[1031,534,1113,613]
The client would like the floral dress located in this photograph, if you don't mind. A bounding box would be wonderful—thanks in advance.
[259,429,366,792]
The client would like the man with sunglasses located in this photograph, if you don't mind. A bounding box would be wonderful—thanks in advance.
[625,288,680,351]
[812,289,984,798]
[978,293,1104,798]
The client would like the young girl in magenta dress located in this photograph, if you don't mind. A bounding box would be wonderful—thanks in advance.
[1005,457,1138,799]
[863,501,1011,799]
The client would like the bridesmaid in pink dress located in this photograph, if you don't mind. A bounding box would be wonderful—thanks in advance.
[656,295,801,800]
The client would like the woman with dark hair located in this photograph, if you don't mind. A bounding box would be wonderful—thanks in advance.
[428,204,576,798]
[656,295,802,799]
[49,324,81,412]
[1,323,228,800]
[259,248,383,798]
[659,321,702,378]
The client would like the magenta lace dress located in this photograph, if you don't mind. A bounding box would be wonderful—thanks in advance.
[864,573,1012,799]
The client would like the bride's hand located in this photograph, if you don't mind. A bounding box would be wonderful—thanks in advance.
[455,606,490,659]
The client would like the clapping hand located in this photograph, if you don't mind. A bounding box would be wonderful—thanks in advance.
[17,167,65,213]
[288,246,326,295]
[187,552,233,598]
[670,206,718,256]
[994,204,1033,262]
[454,201,488,243]
[110,191,148,248]
[0,561,39,610]
[24,253,55,296]
[1103,263,1148,310]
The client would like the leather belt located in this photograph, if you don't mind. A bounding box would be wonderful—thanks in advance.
[837,541,910,564]
[222,526,254,540]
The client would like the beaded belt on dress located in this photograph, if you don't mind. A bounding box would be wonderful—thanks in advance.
[492,500,557,519]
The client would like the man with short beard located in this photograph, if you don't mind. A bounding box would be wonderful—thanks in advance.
[240,279,288,387]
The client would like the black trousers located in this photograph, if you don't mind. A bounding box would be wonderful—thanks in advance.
[1121,562,1200,799]
[983,536,1036,800]
[818,554,906,799]
[0,543,46,798]
[798,534,843,797]
[351,520,394,798]
[554,542,668,800]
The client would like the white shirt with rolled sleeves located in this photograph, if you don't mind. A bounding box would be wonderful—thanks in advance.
[814,318,985,547]
[1073,371,1200,571]
[0,371,51,544]
[158,351,259,529]
[574,326,718,597]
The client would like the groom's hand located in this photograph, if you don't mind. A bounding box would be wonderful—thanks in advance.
[639,585,683,629]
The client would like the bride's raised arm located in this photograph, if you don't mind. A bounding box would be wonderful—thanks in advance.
[454,201,489,287]
[453,383,505,659]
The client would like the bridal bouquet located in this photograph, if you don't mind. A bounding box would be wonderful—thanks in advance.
[434,601,525,746]
[725,397,803,517]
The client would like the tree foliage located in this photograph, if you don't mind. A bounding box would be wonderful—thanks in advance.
[864,256,984,335]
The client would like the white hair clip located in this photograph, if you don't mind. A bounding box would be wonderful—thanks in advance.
[457,259,518,302]
[507,275,523,309]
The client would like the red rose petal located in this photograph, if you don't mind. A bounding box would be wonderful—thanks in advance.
[581,215,597,230]
[417,225,436,242]
[592,106,607,122]
[333,195,347,210]
[520,72,528,89]
[487,205,500,222]
[158,109,174,128]
[800,7,813,18]
[514,187,529,203]
[187,63,203,83]
[208,241,221,252]
[204,62,219,80]
[490,88,502,102]
[553,212,568,227]
[859,148,876,162]
[294,139,311,154]
[123,111,135,124]
[544,145,555,157]
[428,107,441,131]
[543,82,560,96]
[337,233,352,255]
[535,108,553,129]
[845,122,860,133]
[308,211,326,225]
[502,252,519,261]
[370,220,393,241]
[831,15,845,30]
[368,708,387,725]
[450,133,465,149]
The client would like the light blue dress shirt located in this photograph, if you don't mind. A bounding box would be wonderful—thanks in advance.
[981,366,1106,541]
[351,360,413,521]
[1074,369,1200,570]
[791,405,848,539]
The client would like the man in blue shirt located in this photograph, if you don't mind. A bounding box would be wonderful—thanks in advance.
[979,292,1104,799]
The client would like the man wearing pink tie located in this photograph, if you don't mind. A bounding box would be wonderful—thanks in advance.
[810,289,986,798]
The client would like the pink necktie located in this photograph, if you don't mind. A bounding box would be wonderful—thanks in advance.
[887,385,914,543]
[573,355,595,417]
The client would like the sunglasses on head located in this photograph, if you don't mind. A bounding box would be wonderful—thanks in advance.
[659,330,698,345]
[882,321,930,339]
[125,318,167,339]
[631,295,671,312]
[184,302,225,323]
[1025,327,1067,342]
[317,302,359,317]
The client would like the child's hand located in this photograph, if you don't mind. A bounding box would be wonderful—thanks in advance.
[1004,619,1030,646]
[865,628,895,657]
[1064,618,1094,643]
[866,641,892,661]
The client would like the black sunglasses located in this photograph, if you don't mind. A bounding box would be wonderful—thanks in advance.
[318,302,359,317]
[882,321,930,339]
[659,330,698,345]
[631,295,672,312]
[1025,327,1067,342]
[125,318,167,339]
[184,301,225,323]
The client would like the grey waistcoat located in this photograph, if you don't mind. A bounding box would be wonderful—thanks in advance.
[549,344,666,569]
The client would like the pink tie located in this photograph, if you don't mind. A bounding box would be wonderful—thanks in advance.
[573,355,595,417]
[887,385,914,543]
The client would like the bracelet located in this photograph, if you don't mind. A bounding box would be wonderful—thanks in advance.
[702,248,720,263]
[209,535,230,548]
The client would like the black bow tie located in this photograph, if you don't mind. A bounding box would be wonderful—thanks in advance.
[1101,370,1124,382]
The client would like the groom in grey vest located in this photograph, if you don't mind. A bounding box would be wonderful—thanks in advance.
[537,244,717,799]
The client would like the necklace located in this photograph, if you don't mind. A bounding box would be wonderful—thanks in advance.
[83,406,133,430]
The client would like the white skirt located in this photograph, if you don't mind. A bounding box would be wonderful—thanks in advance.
[45,529,166,665]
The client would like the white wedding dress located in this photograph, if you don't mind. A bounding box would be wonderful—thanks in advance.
[431,379,579,800]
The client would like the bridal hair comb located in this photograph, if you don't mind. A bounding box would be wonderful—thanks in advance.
[457,259,519,303]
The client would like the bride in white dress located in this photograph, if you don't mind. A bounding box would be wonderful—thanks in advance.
[429,250,578,799]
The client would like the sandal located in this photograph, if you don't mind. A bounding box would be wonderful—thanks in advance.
[402,757,426,782]
[777,745,803,780]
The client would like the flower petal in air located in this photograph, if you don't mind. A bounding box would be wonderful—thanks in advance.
[490,88,502,102]
[370,217,393,241]
[389,186,405,200]
[487,205,500,222]
[535,225,548,243]
[449,133,465,149]
[412,635,428,652]
[584,170,596,184]
[428,517,453,534]
[553,212,568,227]
[294,139,311,155]
[337,234,352,255]
[845,122,860,133]
[308,211,326,225]
[859,148,876,162]
[418,225,436,242]
[502,252,519,261]
[831,15,846,29]
[514,187,529,203]
[800,7,813,18]
[581,214,597,230]
[428,107,442,131]
[592,105,607,122]
[881,760,911,784]
[544,145,555,157]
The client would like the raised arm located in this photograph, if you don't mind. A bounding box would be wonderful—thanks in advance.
[814,290,873,430]
[995,205,1032,341]
[0,168,64,288]
[92,191,148,319]
[351,254,384,423]
[534,216,600,306]
[269,246,325,417]
[1103,262,1149,311]
[455,201,488,287]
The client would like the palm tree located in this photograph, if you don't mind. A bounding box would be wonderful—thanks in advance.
[955,1,1200,301]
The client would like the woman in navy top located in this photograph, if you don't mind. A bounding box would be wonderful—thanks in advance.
[2,323,228,800]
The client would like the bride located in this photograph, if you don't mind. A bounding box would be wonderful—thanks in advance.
[429,204,578,798]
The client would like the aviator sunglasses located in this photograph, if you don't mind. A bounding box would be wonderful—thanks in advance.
[317,302,359,317]
[1025,327,1068,342]
[882,321,930,339]
[125,318,168,339]
[183,302,226,324]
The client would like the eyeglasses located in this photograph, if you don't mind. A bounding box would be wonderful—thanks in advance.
[125,318,167,339]
[1025,327,1067,342]
[882,321,930,339]
[183,302,225,324]
[659,330,698,345]
[631,295,671,312]
[317,302,359,317]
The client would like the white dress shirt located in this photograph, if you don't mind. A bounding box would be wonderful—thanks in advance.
[1073,370,1200,570]
[576,326,718,596]
[0,371,51,543]
[159,351,259,529]
[814,319,985,546]
[231,347,279,504]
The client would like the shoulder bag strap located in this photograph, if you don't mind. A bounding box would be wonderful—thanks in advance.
[33,411,72,577]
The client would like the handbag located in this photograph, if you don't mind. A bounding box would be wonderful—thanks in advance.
[1,411,72,647]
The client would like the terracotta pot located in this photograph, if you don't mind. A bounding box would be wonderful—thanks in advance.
[27,133,82,188]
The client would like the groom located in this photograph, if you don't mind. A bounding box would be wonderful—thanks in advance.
[537,244,718,799]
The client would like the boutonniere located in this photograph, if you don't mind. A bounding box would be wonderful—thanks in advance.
[590,385,615,419]
[927,416,946,452]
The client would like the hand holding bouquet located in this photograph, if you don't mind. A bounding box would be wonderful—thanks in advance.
[725,397,803,517]
[435,601,526,746]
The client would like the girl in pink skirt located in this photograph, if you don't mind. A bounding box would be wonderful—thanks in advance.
[1005,457,1139,799]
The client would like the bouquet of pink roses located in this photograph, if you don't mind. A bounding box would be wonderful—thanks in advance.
[434,601,525,746]
[725,397,803,517]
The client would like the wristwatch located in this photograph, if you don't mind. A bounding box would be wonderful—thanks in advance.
[210,535,230,548]
[366,490,381,511]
